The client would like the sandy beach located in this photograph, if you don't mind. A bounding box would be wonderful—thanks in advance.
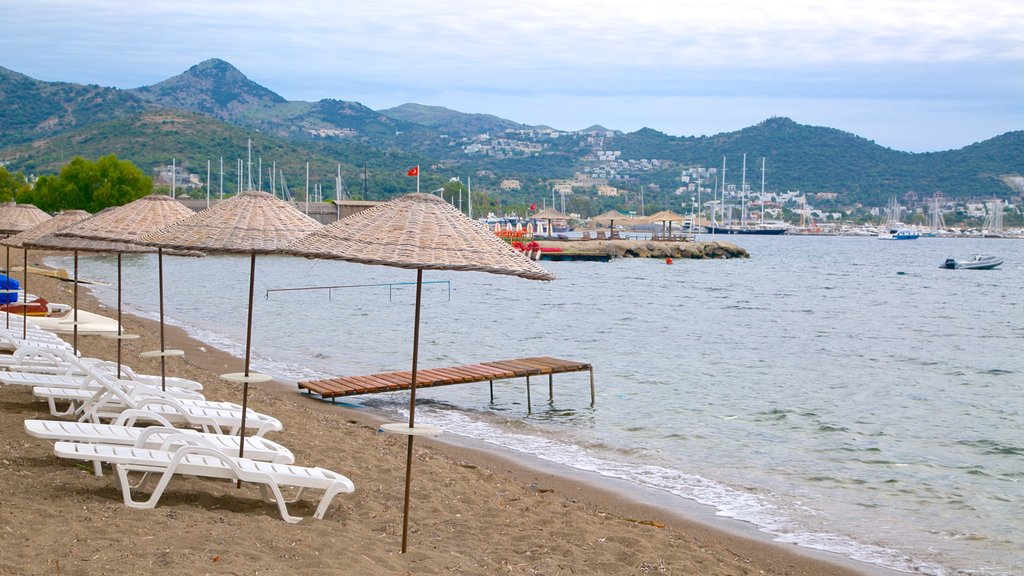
[0,253,886,576]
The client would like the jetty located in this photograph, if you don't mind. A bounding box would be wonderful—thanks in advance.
[298,356,594,411]
[535,239,748,260]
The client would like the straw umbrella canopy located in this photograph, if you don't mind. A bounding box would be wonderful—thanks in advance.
[0,203,51,310]
[54,194,198,387]
[28,225,201,376]
[530,207,569,238]
[0,203,51,236]
[644,209,688,237]
[591,209,631,231]
[0,210,90,340]
[136,190,322,461]
[283,192,553,552]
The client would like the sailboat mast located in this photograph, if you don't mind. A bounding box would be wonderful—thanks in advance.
[247,139,253,190]
[760,157,766,227]
[741,153,747,227]
[720,156,727,227]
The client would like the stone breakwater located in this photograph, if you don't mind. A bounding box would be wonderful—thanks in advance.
[536,239,749,259]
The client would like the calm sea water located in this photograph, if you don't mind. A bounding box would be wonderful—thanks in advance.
[60,235,1022,575]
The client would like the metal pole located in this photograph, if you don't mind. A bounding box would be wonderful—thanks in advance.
[400,268,424,554]
[4,245,9,329]
[72,251,78,355]
[158,248,166,391]
[116,253,123,378]
[238,253,257,463]
[526,375,532,413]
[21,247,28,340]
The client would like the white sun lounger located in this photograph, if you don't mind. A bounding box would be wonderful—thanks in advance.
[0,345,203,391]
[1,368,203,393]
[53,438,354,523]
[25,416,294,464]
[32,383,213,417]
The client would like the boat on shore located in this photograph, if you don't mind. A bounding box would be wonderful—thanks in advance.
[941,255,1003,270]
[7,297,122,335]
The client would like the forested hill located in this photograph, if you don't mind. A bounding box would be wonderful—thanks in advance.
[1,59,1022,205]
[615,119,1024,201]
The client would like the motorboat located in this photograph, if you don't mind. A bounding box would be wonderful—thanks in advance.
[941,255,1003,270]
[878,228,920,240]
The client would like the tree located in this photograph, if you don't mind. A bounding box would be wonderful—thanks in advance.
[19,155,152,212]
[0,166,31,203]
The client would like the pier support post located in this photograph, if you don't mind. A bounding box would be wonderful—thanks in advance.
[526,376,532,413]
[549,374,553,401]
[489,380,494,403]
[589,368,595,407]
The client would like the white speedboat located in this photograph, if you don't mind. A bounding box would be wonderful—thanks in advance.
[941,255,1003,270]
[878,228,920,240]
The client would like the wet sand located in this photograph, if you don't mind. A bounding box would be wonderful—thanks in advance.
[0,252,891,575]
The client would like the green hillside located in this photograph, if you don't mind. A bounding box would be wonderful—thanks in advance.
[1,60,1022,209]
[614,119,1023,202]
[0,66,151,145]
[0,110,433,200]
[379,103,527,138]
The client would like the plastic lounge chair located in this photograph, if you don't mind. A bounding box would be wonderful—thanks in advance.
[52,437,354,523]
[32,382,211,417]
[1,350,203,392]
[25,416,294,464]
[0,326,74,353]
[1,344,203,390]
[22,364,281,435]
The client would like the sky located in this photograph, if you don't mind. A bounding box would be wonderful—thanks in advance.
[2,0,1022,152]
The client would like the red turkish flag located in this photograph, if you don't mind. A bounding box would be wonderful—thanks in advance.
[529,202,537,210]
[406,166,419,177]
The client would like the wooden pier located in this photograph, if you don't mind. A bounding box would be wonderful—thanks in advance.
[298,356,594,411]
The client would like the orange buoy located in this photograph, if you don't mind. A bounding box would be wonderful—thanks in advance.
[665,257,674,265]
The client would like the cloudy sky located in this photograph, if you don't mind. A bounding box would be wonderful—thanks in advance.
[3,0,1022,152]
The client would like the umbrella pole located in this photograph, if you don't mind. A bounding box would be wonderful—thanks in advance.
[400,268,423,554]
[117,253,123,378]
[22,248,28,340]
[158,248,166,391]
[4,245,9,330]
[73,251,78,355]
[238,253,256,459]
[235,254,257,489]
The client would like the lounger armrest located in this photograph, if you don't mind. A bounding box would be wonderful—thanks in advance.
[112,409,177,428]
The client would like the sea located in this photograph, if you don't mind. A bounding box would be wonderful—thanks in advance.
[52,235,1022,575]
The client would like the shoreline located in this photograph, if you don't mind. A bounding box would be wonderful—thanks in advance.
[0,253,896,575]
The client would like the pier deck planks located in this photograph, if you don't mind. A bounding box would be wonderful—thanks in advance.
[298,356,593,401]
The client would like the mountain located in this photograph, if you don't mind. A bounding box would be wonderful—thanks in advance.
[1,60,1022,208]
[614,118,1023,201]
[130,58,286,121]
[0,66,150,145]
[379,103,527,138]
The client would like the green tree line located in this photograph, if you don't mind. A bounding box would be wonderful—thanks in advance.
[16,154,152,212]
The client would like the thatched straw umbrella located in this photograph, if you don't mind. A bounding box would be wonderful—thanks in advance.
[28,229,200,376]
[592,209,632,235]
[644,209,688,238]
[284,193,553,552]
[0,210,91,342]
[137,190,321,461]
[530,207,569,238]
[0,204,51,323]
[54,194,198,388]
